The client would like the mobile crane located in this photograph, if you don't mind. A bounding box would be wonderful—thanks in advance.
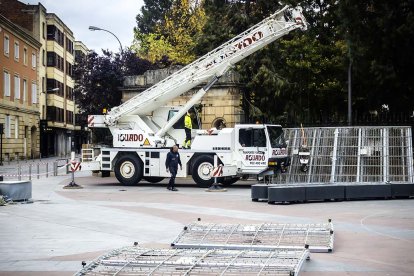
[82,6,307,187]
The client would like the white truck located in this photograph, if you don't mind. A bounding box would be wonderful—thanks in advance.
[82,6,307,187]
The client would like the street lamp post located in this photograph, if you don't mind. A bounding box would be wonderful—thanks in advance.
[88,26,123,52]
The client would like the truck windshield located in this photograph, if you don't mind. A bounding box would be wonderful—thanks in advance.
[267,126,287,148]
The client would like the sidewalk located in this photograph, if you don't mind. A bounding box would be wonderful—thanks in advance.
[1,173,414,275]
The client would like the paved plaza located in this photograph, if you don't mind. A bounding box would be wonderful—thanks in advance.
[0,172,414,275]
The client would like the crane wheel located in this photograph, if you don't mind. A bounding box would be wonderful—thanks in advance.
[114,155,143,186]
[191,155,216,188]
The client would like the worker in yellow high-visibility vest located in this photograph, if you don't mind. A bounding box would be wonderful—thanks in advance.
[183,111,192,149]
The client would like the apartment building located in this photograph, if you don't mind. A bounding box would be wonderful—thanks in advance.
[0,0,78,157]
[0,14,41,160]
[74,41,90,151]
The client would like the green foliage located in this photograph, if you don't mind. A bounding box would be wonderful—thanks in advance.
[132,0,414,124]
[198,0,347,124]
[133,0,206,65]
[73,49,154,116]
[135,0,173,34]
[338,0,414,113]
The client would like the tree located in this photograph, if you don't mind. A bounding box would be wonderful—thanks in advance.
[73,49,154,116]
[194,0,348,125]
[133,0,206,65]
[73,49,154,144]
[338,0,414,114]
[135,0,173,34]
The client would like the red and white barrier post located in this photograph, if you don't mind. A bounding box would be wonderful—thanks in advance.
[206,155,227,192]
[63,152,83,189]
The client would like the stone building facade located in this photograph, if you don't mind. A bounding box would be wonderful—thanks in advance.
[0,14,41,160]
[0,0,82,157]
[122,66,245,129]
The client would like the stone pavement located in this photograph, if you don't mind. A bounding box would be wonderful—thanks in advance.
[0,172,414,275]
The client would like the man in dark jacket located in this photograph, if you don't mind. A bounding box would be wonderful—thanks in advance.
[165,145,182,191]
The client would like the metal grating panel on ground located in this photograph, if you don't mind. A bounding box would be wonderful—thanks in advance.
[76,246,309,276]
[172,222,334,253]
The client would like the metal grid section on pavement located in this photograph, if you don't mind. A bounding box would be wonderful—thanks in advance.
[75,246,309,276]
[272,126,413,184]
[171,222,334,253]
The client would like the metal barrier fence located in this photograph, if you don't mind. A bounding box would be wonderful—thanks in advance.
[76,246,309,276]
[276,126,414,184]
[172,222,334,253]
[0,159,70,181]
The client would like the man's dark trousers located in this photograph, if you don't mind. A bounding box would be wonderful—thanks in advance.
[168,166,178,189]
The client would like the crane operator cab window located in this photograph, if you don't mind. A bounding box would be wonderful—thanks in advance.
[239,128,266,147]
[167,108,201,129]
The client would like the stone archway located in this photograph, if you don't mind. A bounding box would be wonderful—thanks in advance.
[212,117,227,130]
[31,126,37,159]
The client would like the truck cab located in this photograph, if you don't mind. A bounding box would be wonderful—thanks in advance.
[189,124,289,187]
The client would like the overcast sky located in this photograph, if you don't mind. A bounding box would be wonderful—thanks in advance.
[25,0,144,53]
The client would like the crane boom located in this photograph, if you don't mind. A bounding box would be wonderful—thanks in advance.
[105,6,307,126]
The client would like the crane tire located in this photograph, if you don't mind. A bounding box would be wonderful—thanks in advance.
[114,154,143,186]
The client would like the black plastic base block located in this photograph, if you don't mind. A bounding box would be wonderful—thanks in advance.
[345,184,391,199]
[390,183,414,198]
[268,186,306,203]
[306,185,345,201]
[251,184,276,201]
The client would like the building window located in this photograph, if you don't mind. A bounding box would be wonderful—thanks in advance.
[66,61,73,77]
[31,53,36,68]
[4,35,9,56]
[14,75,20,99]
[42,22,46,39]
[23,79,27,102]
[66,85,73,100]
[47,52,55,66]
[14,116,19,139]
[42,49,46,66]
[47,25,64,46]
[47,78,64,97]
[23,47,28,65]
[14,41,19,60]
[31,82,37,103]
[3,71,10,97]
[5,115,11,138]
[67,110,74,124]
[66,37,74,54]
[47,52,64,71]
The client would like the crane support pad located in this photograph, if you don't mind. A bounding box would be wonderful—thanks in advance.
[75,246,309,276]
[171,222,334,253]
[252,182,414,203]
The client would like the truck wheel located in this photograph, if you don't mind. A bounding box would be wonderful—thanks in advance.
[192,155,215,188]
[114,155,143,186]
[143,177,165,183]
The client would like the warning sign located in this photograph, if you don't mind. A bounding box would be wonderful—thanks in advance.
[143,138,151,146]
[70,161,81,172]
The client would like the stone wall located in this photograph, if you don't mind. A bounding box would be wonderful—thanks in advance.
[121,66,245,129]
